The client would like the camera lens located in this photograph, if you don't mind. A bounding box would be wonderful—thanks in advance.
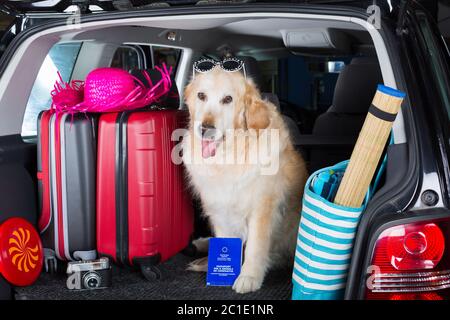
[83,271,101,289]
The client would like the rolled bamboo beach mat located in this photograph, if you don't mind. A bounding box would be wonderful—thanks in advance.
[334,85,406,208]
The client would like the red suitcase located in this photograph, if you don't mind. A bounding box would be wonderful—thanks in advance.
[96,110,194,279]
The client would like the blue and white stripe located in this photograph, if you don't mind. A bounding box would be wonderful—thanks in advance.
[292,161,365,300]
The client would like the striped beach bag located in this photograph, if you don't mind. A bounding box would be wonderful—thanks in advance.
[292,159,384,300]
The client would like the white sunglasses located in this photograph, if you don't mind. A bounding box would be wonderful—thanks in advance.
[192,57,246,79]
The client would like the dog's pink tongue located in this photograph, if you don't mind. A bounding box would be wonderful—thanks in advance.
[202,139,217,158]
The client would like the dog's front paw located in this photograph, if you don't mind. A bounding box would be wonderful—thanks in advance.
[232,274,263,294]
[187,257,208,272]
[192,237,210,254]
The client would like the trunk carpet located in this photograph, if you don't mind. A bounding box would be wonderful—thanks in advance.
[14,254,292,300]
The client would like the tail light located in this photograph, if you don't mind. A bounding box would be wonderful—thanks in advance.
[366,219,450,300]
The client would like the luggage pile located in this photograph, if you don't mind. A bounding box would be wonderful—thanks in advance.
[36,66,194,280]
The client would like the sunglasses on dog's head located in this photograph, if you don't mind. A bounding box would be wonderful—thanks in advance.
[193,58,246,79]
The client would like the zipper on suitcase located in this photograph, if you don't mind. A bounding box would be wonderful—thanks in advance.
[115,112,130,265]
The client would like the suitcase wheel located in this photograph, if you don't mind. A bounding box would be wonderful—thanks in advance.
[140,265,162,282]
[45,257,57,274]
[44,249,58,274]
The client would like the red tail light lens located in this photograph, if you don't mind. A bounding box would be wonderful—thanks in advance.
[366,219,450,300]
[389,293,443,300]
[386,223,445,270]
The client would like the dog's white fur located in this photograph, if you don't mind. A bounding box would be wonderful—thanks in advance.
[182,66,307,294]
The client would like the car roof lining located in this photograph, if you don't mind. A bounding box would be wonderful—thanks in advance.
[61,16,370,57]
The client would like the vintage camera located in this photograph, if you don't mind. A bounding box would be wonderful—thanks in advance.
[66,257,112,290]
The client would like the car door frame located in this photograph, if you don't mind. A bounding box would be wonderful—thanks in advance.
[345,2,450,299]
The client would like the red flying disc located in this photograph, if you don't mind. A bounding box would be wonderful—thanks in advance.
[0,218,43,286]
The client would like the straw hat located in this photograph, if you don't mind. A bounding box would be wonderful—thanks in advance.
[51,64,173,114]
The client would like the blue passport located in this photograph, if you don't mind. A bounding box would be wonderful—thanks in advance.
[206,238,243,286]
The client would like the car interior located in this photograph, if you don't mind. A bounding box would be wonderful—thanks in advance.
[0,13,397,299]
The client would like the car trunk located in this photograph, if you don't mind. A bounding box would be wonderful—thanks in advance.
[0,2,413,300]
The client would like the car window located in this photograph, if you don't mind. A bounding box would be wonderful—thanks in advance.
[0,12,15,57]
[418,14,450,124]
[327,61,346,73]
[253,56,353,134]
[111,45,145,71]
[257,59,278,94]
[268,57,347,112]
[0,12,14,36]
[152,46,181,71]
[21,42,82,137]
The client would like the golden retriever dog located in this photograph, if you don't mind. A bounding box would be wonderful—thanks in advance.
[182,65,307,294]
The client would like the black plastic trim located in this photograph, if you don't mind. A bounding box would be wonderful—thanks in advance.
[115,112,130,266]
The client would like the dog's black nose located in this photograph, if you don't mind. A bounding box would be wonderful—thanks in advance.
[201,123,216,138]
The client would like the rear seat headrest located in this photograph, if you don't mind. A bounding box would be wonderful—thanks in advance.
[261,93,281,111]
[237,56,265,90]
[329,56,383,114]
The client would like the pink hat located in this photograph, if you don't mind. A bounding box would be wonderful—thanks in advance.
[51,64,173,114]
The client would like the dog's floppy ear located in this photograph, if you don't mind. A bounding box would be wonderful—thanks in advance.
[243,81,271,131]
[184,81,195,117]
